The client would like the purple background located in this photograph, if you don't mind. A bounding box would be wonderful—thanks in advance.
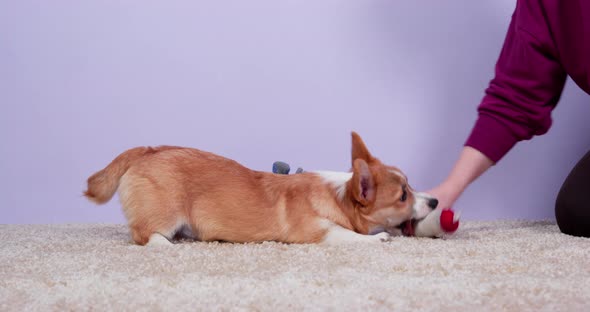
[1,1,589,224]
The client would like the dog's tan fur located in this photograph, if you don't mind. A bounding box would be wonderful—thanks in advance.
[85,132,417,245]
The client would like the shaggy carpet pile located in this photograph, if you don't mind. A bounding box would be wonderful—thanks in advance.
[0,220,589,311]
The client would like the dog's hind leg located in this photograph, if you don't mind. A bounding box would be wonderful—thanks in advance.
[146,233,173,246]
[126,211,187,246]
[119,174,185,246]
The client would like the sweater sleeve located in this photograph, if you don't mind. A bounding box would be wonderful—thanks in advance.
[464,0,567,163]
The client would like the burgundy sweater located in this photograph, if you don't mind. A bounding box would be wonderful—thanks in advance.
[465,0,590,162]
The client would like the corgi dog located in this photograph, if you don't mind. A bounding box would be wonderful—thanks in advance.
[84,132,438,246]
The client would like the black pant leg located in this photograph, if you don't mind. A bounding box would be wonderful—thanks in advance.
[555,150,590,237]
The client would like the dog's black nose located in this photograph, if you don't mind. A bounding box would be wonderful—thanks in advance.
[428,198,438,210]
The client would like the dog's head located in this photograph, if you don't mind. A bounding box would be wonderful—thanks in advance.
[346,132,437,234]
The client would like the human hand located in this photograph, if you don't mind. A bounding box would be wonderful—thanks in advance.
[427,146,494,210]
[426,181,463,210]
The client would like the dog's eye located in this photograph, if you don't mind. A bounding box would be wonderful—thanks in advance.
[400,189,407,202]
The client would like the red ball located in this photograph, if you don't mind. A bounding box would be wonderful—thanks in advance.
[440,209,459,232]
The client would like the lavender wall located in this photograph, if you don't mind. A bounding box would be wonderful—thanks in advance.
[1,1,589,224]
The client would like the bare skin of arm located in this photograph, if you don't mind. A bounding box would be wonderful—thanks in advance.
[427,147,494,209]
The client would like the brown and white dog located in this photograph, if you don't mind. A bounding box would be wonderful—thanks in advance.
[84,132,438,246]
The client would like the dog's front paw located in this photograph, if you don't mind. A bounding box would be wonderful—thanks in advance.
[374,231,392,243]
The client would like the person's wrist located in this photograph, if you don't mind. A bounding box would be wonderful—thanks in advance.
[440,179,465,207]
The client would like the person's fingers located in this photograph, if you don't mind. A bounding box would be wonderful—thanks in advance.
[425,184,457,211]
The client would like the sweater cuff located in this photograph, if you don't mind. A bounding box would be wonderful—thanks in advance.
[464,114,519,163]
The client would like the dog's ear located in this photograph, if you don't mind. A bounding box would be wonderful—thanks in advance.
[350,158,375,206]
[351,131,374,165]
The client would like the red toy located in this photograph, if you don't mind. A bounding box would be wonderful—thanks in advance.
[413,208,460,238]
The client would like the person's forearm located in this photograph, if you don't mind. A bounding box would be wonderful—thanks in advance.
[443,146,494,196]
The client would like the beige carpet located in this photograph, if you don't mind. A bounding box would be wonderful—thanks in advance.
[0,221,589,311]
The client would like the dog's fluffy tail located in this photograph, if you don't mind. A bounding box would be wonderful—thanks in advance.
[84,146,157,204]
